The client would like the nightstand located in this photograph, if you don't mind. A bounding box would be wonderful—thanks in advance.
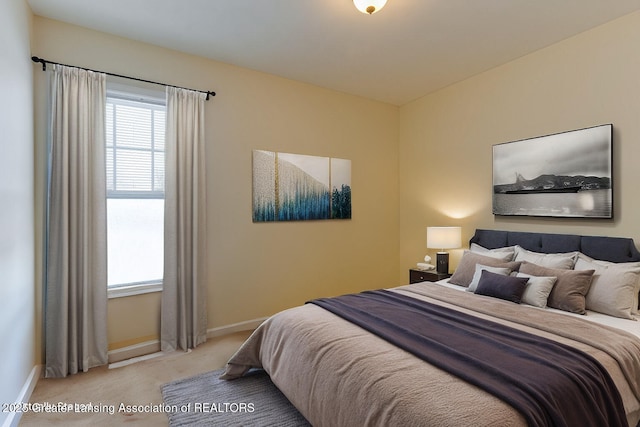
[409,269,451,284]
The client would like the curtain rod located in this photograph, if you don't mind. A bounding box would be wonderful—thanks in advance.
[31,56,216,100]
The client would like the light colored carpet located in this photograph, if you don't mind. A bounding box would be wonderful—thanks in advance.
[162,368,310,426]
[20,331,251,426]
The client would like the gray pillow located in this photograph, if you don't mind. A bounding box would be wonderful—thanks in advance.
[519,262,595,314]
[575,255,640,319]
[475,270,529,303]
[449,251,521,287]
[469,243,516,260]
[513,246,578,269]
[516,273,557,308]
[466,264,512,293]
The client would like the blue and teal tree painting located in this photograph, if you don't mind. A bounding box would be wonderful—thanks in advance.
[331,184,351,219]
[252,150,351,222]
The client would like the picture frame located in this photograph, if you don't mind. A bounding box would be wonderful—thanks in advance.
[492,124,612,218]
[252,150,352,222]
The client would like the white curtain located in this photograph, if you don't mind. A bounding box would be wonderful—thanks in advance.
[161,87,208,352]
[45,65,108,378]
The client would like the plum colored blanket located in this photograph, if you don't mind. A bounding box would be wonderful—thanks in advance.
[310,290,627,427]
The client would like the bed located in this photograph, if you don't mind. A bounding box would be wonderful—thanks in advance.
[222,229,640,426]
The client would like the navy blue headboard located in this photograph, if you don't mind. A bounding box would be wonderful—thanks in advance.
[470,229,640,263]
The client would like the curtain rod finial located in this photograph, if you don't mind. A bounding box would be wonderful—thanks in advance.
[31,56,46,71]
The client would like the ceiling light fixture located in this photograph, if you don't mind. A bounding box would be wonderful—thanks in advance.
[353,0,387,15]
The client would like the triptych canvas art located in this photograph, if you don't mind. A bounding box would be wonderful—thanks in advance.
[252,150,352,222]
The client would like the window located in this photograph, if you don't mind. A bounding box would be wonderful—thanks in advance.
[106,92,166,297]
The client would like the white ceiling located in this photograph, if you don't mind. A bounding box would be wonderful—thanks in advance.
[27,0,640,106]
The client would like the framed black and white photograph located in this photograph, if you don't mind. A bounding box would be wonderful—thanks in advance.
[492,124,612,218]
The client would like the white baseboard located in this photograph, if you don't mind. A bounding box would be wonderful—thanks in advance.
[108,340,161,364]
[108,350,165,369]
[206,317,267,339]
[2,365,42,427]
[107,317,267,364]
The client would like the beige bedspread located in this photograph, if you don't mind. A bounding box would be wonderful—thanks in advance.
[223,282,640,426]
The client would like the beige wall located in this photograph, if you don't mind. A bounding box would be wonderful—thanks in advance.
[399,11,640,272]
[32,17,400,353]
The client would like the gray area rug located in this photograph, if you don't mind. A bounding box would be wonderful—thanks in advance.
[161,368,311,426]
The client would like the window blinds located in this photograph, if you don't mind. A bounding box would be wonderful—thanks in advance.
[106,97,165,198]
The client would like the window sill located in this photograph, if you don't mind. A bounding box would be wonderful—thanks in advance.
[108,282,163,299]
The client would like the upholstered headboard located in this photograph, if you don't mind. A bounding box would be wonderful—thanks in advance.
[470,229,640,263]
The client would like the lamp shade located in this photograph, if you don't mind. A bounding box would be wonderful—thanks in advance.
[353,0,387,14]
[427,226,461,250]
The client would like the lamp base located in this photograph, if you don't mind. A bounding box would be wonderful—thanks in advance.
[436,252,449,274]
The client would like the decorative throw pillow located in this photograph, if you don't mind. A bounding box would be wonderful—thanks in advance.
[513,246,578,269]
[448,251,521,288]
[519,262,595,314]
[470,243,516,261]
[466,264,512,293]
[575,255,640,319]
[516,273,557,308]
[475,270,529,303]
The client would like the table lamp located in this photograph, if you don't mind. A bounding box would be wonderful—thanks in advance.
[427,226,462,274]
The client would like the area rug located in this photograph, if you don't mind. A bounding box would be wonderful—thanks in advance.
[161,368,310,426]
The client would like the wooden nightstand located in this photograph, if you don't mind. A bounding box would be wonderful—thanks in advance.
[409,269,451,284]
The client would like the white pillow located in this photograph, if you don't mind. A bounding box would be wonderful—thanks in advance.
[516,273,557,308]
[470,243,515,261]
[466,264,512,293]
[513,246,578,269]
[576,254,640,319]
